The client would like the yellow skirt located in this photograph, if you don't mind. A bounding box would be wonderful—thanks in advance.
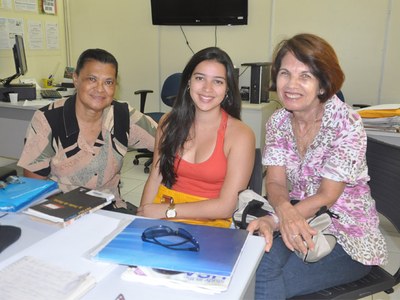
[154,185,232,228]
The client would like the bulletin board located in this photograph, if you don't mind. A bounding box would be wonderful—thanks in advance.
[0,0,67,86]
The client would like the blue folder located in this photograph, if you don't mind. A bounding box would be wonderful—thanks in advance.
[0,177,59,212]
[95,218,249,276]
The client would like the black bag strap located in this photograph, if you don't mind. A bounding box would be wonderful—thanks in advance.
[239,199,270,229]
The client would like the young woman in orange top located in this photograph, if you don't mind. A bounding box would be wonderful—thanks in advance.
[138,47,255,227]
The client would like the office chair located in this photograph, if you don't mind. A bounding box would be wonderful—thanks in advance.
[133,73,182,173]
[290,137,400,299]
[336,90,345,102]
[335,90,370,109]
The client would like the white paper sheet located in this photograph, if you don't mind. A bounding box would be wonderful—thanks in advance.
[0,256,96,300]
[0,213,127,281]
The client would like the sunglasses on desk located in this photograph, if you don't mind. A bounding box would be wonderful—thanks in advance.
[141,225,200,252]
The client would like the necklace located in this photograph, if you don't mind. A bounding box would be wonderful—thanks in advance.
[292,107,324,157]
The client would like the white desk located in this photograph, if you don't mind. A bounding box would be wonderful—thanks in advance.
[0,210,266,300]
[0,101,39,159]
[366,130,400,146]
[0,98,70,159]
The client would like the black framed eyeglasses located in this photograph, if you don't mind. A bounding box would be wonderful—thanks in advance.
[141,225,200,252]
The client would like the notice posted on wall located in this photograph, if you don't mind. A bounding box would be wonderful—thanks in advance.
[41,0,56,15]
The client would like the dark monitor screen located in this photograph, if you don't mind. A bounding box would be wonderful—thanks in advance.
[151,0,248,26]
[13,35,28,76]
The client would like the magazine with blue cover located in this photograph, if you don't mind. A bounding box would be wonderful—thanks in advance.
[94,218,249,277]
[0,177,59,212]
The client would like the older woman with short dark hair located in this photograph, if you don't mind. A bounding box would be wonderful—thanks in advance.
[247,33,387,299]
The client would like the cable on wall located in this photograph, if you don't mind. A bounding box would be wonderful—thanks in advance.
[180,26,195,55]
[214,26,218,47]
[180,25,220,54]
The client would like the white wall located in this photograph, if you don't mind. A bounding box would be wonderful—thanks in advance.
[65,0,274,111]
[6,0,398,109]
[271,0,394,105]
[381,0,400,102]
[65,0,159,109]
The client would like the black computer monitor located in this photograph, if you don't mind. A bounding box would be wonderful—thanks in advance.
[0,34,36,100]
[13,35,28,76]
[3,35,28,86]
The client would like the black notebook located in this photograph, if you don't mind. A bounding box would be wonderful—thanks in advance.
[24,187,114,226]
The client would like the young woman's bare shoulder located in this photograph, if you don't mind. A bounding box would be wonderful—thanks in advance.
[226,117,255,142]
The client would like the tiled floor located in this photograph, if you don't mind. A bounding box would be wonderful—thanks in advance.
[1,151,399,299]
[119,150,151,207]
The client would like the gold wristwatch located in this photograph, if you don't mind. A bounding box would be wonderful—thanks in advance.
[162,195,176,218]
[165,202,177,218]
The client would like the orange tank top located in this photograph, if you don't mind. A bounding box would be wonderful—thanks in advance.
[172,110,228,198]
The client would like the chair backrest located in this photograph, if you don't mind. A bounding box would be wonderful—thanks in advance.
[336,90,345,102]
[161,73,182,107]
[248,148,263,195]
[366,137,400,233]
[366,137,400,285]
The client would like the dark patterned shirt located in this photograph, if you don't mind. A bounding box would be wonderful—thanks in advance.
[18,95,157,208]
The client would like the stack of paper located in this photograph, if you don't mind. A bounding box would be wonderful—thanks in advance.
[121,266,231,294]
[0,256,96,300]
[0,213,124,300]
[357,104,400,132]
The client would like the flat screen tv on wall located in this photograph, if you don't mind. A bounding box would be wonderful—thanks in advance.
[150,0,248,26]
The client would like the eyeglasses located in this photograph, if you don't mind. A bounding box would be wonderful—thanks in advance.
[141,225,200,252]
[0,175,23,189]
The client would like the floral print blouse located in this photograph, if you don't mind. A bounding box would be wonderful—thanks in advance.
[263,96,387,265]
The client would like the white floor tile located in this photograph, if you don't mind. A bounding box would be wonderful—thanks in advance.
[372,284,400,300]
[122,183,146,207]
[379,214,398,235]
[382,251,400,275]
[120,150,148,207]
[121,151,136,173]
[384,234,400,254]
[121,166,151,182]
[120,177,146,195]
[359,296,373,300]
